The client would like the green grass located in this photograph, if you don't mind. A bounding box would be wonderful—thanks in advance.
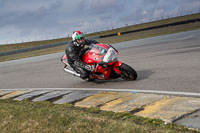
[0,99,197,133]
[1,13,200,52]
[89,13,200,37]
[98,21,200,44]
[0,45,66,62]
[0,13,200,62]
[0,38,70,53]
[1,21,200,62]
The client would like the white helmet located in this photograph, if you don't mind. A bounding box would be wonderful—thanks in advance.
[72,31,85,46]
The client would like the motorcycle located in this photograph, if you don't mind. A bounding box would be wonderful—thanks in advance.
[61,43,137,81]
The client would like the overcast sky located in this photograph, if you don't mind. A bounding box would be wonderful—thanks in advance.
[0,0,200,44]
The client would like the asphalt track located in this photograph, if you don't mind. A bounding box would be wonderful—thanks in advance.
[1,29,200,93]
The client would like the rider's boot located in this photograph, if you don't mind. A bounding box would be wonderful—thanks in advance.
[87,74,95,82]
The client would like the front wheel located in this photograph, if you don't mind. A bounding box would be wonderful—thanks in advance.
[119,63,137,81]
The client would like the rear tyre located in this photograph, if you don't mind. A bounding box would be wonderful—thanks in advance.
[119,63,137,81]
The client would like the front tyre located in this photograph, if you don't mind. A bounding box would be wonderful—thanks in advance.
[119,63,137,81]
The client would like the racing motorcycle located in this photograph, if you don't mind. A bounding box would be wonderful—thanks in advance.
[61,43,137,81]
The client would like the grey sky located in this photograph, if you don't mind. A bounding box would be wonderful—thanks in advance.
[0,0,200,44]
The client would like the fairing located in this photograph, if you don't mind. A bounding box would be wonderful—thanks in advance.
[62,43,122,80]
[82,44,118,64]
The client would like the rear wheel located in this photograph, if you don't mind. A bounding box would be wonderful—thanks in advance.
[119,63,137,81]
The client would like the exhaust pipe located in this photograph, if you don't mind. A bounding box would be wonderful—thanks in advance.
[64,68,81,77]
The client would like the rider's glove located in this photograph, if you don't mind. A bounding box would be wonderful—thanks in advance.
[85,65,95,72]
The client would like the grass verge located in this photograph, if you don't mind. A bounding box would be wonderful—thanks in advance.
[0,13,200,62]
[0,21,200,62]
[0,99,197,133]
[0,38,70,53]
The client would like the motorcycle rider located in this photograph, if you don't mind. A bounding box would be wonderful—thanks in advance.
[65,30,99,80]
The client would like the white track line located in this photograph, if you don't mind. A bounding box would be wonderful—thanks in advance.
[1,88,200,97]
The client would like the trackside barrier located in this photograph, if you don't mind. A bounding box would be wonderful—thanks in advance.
[0,36,101,57]
[99,18,200,38]
[1,17,200,57]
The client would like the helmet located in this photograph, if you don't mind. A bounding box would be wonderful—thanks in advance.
[72,31,85,47]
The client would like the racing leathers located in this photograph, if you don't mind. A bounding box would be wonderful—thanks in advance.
[65,39,99,79]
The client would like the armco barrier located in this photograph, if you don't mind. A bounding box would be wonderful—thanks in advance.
[99,18,200,38]
[0,42,67,57]
[1,17,199,57]
[0,36,100,57]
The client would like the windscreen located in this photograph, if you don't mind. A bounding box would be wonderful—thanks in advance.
[89,44,107,56]
[103,47,118,63]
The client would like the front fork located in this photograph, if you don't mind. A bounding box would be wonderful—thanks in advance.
[112,61,123,75]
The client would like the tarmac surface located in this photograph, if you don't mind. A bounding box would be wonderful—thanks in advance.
[0,30,200,93]
[1,29,200,131]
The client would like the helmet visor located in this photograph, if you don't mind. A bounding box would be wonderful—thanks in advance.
[76,33,84,40]
[77,37,84,40]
